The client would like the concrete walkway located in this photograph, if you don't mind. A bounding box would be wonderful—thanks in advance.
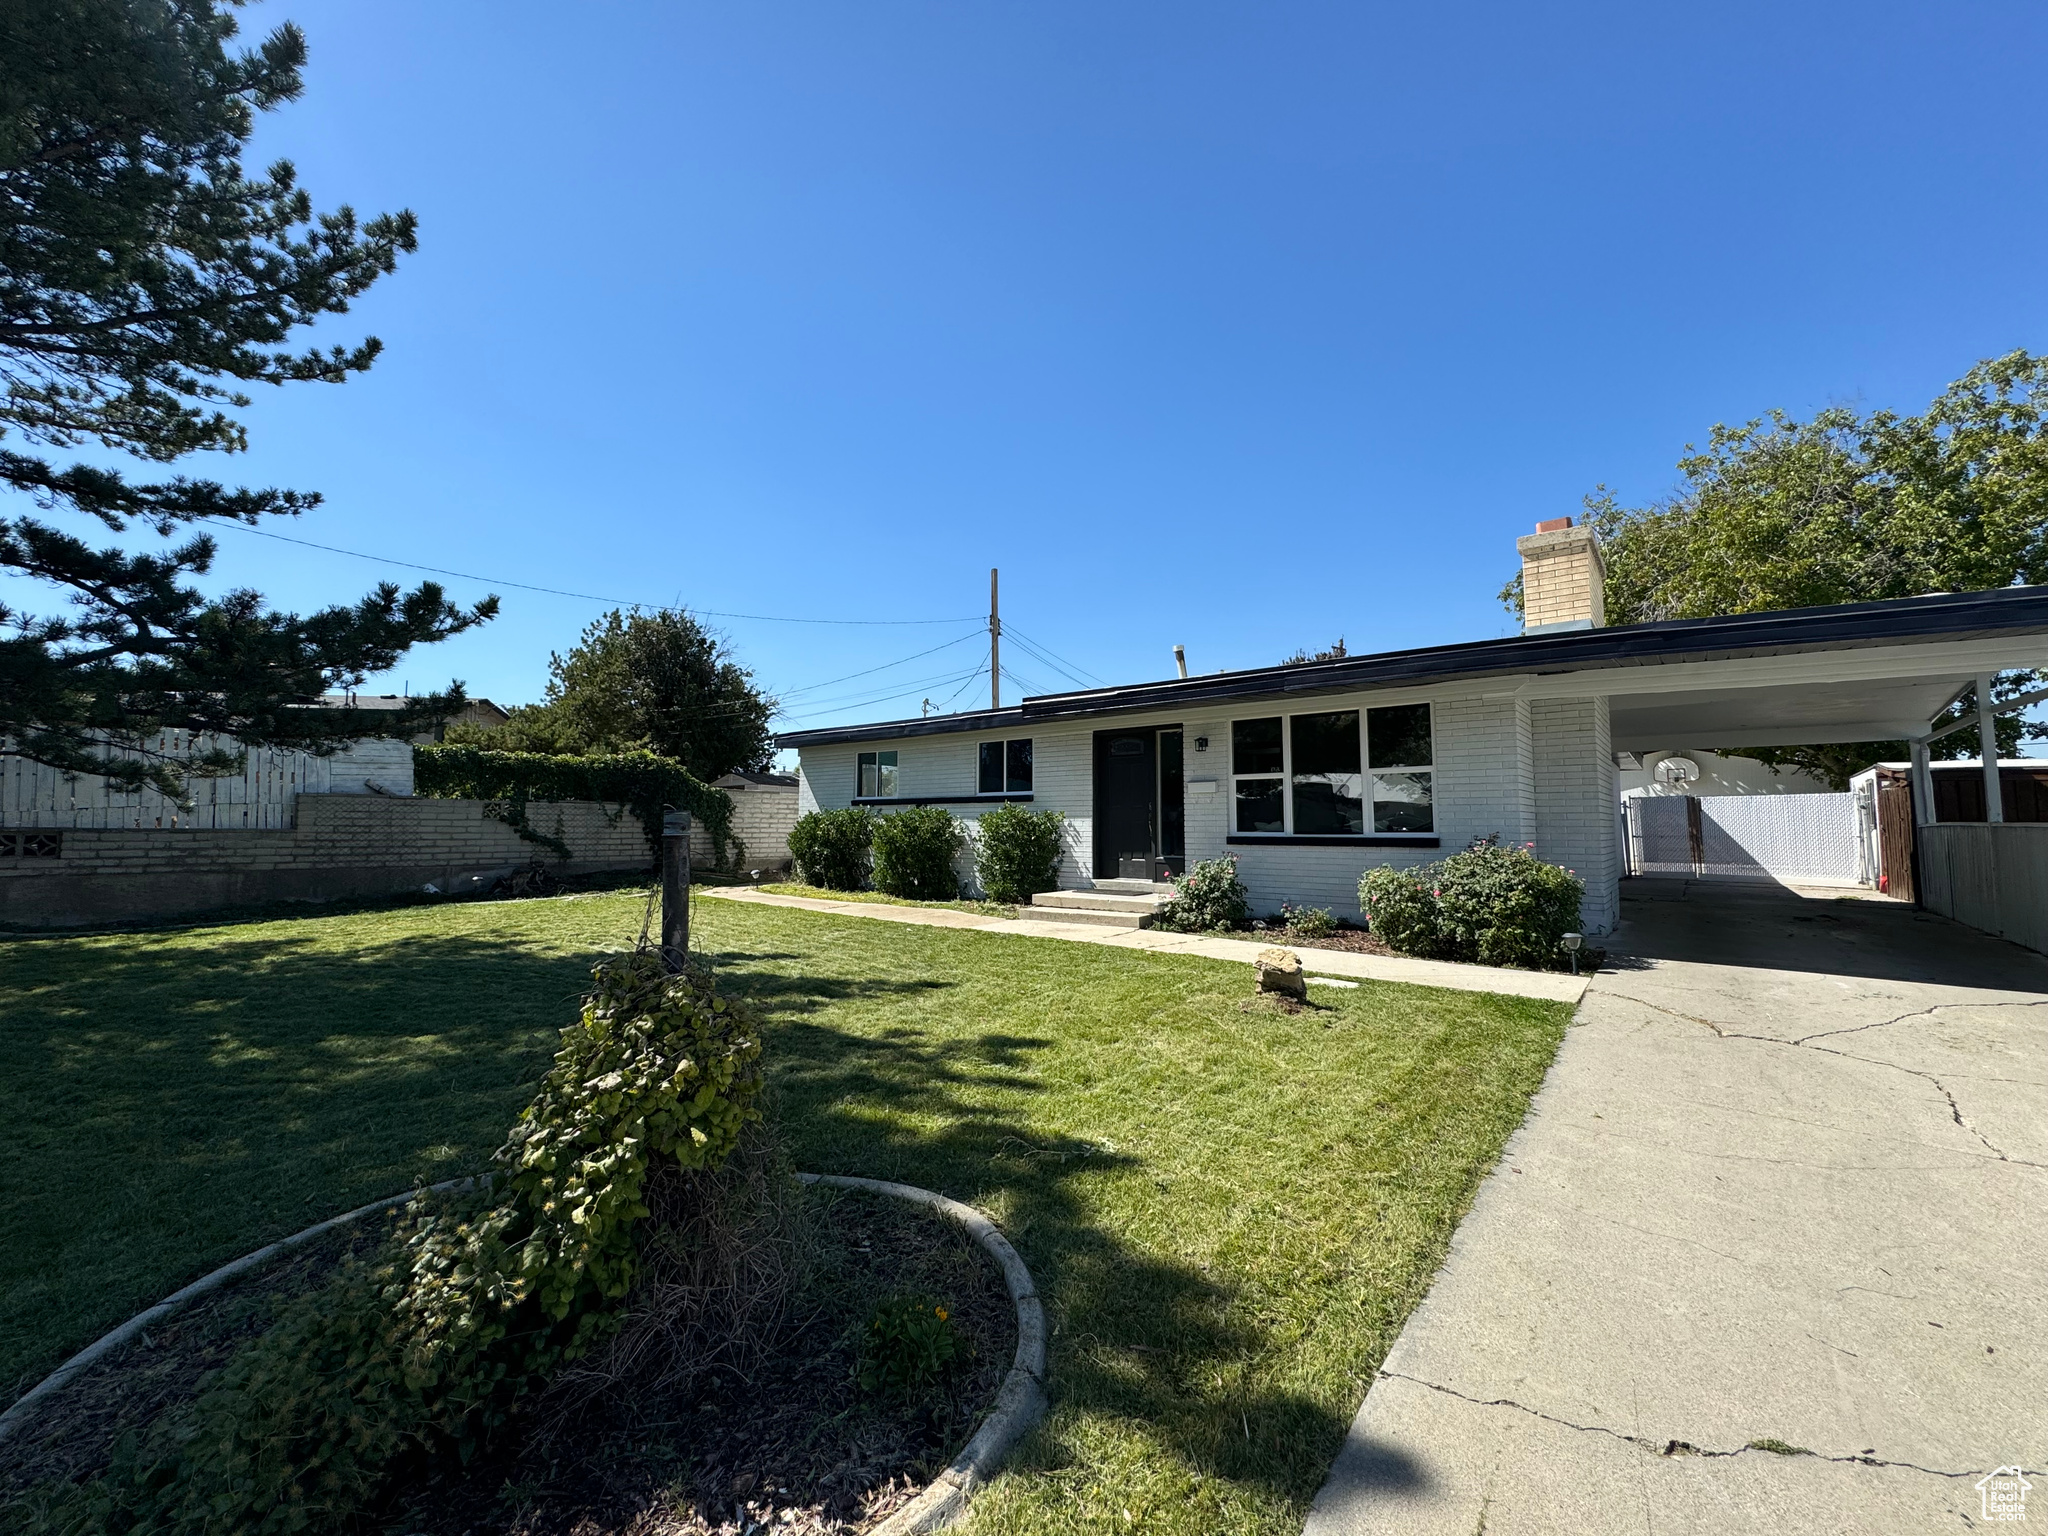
[1304,879,2047,1535]
[698,886,1588,1004]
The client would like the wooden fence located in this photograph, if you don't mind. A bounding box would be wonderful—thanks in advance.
[1917,822,2048,955]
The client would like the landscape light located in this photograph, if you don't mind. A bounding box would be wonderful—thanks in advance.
[1561,931,1584,974]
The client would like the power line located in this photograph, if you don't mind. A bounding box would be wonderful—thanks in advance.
[775,628,987,701]
[777,662,988,716]
[1005,624,1104,687]
[213,521,983,627]
[778,664,989,724]
[936,651,990,712]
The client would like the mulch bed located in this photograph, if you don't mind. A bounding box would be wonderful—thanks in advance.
[0,1187,1013,1536]
[0,1220,385,1507]
[1251,925,1398,957]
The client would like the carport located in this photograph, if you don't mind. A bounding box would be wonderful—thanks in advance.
[1509,586,2048,939]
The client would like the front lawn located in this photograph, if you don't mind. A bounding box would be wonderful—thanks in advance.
[0,890,1570,1534]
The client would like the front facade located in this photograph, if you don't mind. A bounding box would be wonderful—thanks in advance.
[781,524,2048,935]
[790,684,1618,929]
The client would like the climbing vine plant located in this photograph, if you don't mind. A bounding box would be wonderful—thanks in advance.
[413,746,735,867]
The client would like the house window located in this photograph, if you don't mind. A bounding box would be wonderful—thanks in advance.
[1368,703,1433,832]
[857,750,898,798]
[978,738,1033,793]
[1232,717,1285,832]
[1292,711,1365,834]
[1230,705,1433,835]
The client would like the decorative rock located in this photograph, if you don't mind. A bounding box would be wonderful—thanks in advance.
[1255,946,1307,998]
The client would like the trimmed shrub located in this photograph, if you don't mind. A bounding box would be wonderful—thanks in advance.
[1154,855,1251,933]
[66,951,762,1535]
[787,806,875,890]
[972,804,1066,903]
[1357,864,1447,957]
[871,806,964,900]
[1359,842,1585,970]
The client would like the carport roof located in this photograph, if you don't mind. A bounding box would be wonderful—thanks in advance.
[776,586,2048,749]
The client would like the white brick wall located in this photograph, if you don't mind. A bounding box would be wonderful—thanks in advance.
[1531,696,1620,932]
[689,784,798,872]
[793,682,1594,921]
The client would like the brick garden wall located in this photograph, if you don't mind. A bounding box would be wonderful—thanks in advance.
[0,793,653,929]
[688,784,799,874]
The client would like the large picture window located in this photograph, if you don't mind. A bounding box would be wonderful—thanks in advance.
[1230,705,1432,835]
[857,750,898,798]
[978,738,1033,793]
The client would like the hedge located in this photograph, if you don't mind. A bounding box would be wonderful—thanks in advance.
[871,806,963,900]
[413,746,733,867]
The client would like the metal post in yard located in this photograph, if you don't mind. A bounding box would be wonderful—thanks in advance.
[661,810,692,972]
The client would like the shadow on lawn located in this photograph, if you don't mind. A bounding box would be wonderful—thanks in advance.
[711,956,1357,1509]
[0,929,947,1403]
[11,921,1358,1509]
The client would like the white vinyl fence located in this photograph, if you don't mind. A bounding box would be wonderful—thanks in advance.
[1,733,414,830]
[1623,792,1862,885]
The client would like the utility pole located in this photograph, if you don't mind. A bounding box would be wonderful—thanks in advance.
[989,567,1001,711]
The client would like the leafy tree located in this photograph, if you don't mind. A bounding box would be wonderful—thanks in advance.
[1501,352,2048,786]
[453,609,775,781]
[1,0,493,794]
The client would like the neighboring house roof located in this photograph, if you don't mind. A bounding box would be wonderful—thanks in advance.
[778,587,2048,749]
[712,770,799,789]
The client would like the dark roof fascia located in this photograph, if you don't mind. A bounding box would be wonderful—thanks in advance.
[776,706,1027,750]
[1015,587,2048,723]
[777,587,2048,748]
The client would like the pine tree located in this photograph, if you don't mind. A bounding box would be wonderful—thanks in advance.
[0,0,495,793]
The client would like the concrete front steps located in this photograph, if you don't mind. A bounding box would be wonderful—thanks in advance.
[1027,879,1174,929]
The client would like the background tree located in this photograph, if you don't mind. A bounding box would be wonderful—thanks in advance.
[1,0,494,794]
[1501,352,2048,786]
[452,609,776,782]
[1281,638,1347,664]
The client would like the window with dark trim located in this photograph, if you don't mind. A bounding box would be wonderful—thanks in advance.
[857,750,898,798]
[978,738,1033,793]
[1230,705,1432,834]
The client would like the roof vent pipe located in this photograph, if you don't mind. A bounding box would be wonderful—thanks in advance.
[1173,644,1188,679]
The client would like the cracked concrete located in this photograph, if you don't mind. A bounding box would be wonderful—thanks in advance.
[1305,879,2047,1535]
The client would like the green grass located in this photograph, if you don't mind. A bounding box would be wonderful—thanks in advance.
[0,889,1570,1535]
[757,881,1017,918]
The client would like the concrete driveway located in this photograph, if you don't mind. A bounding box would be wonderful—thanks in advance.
[1305,879,2047,1535]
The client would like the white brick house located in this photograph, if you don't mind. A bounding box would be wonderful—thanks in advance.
[780,523,2048,932]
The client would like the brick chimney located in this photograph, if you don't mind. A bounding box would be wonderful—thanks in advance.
[1516,517,1606,634]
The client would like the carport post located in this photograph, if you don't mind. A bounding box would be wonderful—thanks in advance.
[1910,739,1933,827]
[1978,675,2004,823]
[661,811,691,971]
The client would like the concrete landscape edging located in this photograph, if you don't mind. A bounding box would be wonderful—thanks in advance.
[0,1176,476,1447]
[1,1171,1050,1536]
[800,1172,1050,1536]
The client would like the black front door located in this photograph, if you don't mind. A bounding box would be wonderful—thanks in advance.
[1094,728,1157,879]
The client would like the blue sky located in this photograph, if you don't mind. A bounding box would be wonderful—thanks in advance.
[30,1,2048,745]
